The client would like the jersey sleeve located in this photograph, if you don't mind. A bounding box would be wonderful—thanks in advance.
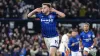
[52,12,58,18]
[91,31,95,39]
[79,33,83,40]
[35,13,39,18]
[35,13,41,18]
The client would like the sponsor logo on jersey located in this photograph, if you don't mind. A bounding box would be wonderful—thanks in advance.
[41,19,53,22]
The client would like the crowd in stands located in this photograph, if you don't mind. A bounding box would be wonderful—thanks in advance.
[0,0,99,19]
[0,0,33,19]
[0,0,20,18]
[52,0,99,18]
[0,22,99,56]
[0,23,49,56]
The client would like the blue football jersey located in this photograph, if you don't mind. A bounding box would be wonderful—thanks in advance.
[36,12,58,37]
[68,36,80,52]
[80,30,95,48]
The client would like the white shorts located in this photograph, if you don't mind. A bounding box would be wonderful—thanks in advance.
[84,47,97,56]
[44,36,59,51]
[71,51,79,56]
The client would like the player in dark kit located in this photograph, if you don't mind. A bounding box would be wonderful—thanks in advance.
[28,3,65,56]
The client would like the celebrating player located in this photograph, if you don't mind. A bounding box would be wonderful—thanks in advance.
[28,3,65,56]
[80,23,97,56]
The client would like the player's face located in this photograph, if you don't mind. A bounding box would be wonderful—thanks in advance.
[42,5,50,14]
[71,31,77,37]
[83,24,89,31]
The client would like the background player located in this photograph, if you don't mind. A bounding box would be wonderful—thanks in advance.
[80,23,97,56]
[58,30,72,56]
[68,30,80,56]
[28,3,65,56]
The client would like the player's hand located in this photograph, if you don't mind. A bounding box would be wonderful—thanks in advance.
[34,8,42,13]
[67,49,70,53]
[66,49,70,56]
[50,8,56,12]
[80,45,84,49]
[71,43,75,46]
[88,47,92,50]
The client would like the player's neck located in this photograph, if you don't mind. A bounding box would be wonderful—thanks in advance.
[45,12,50,15]
[84,30,89,33]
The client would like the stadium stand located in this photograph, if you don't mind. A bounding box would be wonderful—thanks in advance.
[0,0,100,56]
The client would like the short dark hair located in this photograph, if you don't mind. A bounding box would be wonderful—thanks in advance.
[67,29,72,34]
[71,29,78,32]
[42,3,51,8]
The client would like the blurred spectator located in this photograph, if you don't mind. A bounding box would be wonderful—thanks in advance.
[30,42,40,56]
[79,6,87,17]
[85,7,92,18]
[12,45,20,56]
[20,44,26,56]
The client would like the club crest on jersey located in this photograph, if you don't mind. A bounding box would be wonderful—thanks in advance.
[88,34,91,37]
[49,15,54,19]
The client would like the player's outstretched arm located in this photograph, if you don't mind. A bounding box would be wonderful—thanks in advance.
[92,38,97,48]
[79,39,84,49]
[51,8,66,18]
[28,8,41,18]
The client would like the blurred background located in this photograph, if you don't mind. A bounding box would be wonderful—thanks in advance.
[0,0,100,56]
